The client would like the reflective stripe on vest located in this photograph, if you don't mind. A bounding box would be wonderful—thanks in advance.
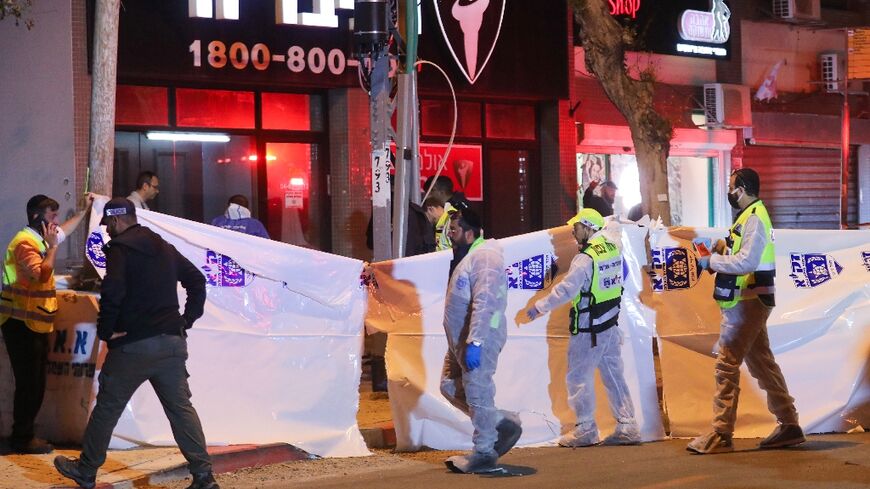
[570,235,623,346]
[0,229,57,333]
[435,203,454,251]
[716,200,776,309]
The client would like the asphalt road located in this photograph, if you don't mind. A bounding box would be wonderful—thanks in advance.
[289,433,870,489]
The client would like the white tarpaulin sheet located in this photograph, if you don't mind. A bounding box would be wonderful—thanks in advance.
[82,196,369,457]
[650,226,870,437]
[367,223,665,451]
[367,220,870,450]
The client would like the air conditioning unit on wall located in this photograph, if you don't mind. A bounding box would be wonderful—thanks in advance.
[772,0,821,21]
[704,83,752,128]
[820,52,845,92]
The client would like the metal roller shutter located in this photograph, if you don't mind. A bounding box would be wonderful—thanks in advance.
[742,145,857,229]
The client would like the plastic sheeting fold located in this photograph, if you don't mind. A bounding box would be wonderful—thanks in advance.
[367,220,870,450]
[80,196,370,457]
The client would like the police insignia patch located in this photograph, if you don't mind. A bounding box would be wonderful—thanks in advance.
[650,246,701,292]
[788,253,843,288]
[202,250,253,287]
[507,253,555,290]
[86,231,106,269]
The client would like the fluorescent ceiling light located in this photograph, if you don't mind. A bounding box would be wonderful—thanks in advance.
[146,132,230,143]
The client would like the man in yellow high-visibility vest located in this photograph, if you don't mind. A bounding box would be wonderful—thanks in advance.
[525,208,640,447]
[1,193,92,454]
[687,168,804,455]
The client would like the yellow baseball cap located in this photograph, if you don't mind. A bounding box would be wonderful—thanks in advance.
[567,208,604,231]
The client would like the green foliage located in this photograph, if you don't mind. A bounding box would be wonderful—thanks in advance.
[1,0,34,29]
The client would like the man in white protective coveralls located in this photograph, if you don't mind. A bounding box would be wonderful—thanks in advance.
[687,168,804,454]
[440,202,522,474]
[525,208,641,447]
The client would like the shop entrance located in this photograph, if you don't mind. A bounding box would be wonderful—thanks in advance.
[578,153,715,226]
[263,142,327,250]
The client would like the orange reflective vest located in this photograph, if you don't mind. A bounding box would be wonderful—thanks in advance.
[0,228,57,333]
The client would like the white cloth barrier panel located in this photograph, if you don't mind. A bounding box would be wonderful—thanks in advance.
[367,224,665,451]
[367,221,870,450]
[82,197,369,457]
[650,226,870,437]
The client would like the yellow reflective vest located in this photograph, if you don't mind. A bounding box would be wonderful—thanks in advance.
[714,200,776,309]
[0,228,57,333]
[435,202,455,251]
[569,235,623,346]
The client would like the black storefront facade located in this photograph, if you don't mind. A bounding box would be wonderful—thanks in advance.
[106,1,571,258]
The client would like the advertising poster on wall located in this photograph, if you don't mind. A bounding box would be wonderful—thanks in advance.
[418,144,483,201]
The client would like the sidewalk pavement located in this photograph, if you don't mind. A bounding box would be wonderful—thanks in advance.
[0,425,397,488]
[0,443,311,488]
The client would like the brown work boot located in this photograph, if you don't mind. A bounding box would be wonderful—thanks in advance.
[759,423,806,449]
[12,437,53,454]
[686,431,733,454]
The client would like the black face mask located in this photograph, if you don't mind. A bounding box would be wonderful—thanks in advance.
[727,189,741,209]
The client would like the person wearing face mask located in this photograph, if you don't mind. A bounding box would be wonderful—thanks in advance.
[687,168,804,455]
[525,208,641,448]
[441,203,522,474]
[1,193,94,454]
[210,195,270,239]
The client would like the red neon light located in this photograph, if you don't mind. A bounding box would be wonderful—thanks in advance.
[609,0,641,19]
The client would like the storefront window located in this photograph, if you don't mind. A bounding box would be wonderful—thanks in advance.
[176,88,255,129]
[113,131,258,225]
[116,85,169,126]
[485,104,535,140]
[578,153,714,226]
[264,142,325,250]
[262,93,323,131]
[421,100,482,137]
[484,149,540,238]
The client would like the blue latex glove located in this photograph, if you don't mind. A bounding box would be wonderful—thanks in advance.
[465,343,482,371]
[697,256,710,271]
[526,306,541,321]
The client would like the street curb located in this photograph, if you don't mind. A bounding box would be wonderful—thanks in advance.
[100,443,311,488]
[360,422,396,449]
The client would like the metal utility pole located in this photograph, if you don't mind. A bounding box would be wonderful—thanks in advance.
[88,0,121,195]
[392,0,421,258]
[354,0,394,261]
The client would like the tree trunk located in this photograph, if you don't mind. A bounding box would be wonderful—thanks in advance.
[88,0,121,196]
[571,0,672,224]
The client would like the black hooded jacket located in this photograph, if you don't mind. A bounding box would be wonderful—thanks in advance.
[97,224,206,348]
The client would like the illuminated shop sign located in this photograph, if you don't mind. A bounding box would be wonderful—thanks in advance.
[113,0,567,98]
[188,0,355,28]
[609,0,641,19]
[676,0,730,57]
[599,0,731,59]
[433,0,506,85]
[115,1,358,87]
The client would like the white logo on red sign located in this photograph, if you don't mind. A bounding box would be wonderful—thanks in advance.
[433,0,505,84]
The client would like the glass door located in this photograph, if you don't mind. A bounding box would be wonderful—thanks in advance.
[264,142,327,250]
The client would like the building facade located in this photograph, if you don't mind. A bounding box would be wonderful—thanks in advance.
[1,0,867,269]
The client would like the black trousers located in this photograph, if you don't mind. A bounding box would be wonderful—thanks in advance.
[79,334,212,476]
[1,318,49,445]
